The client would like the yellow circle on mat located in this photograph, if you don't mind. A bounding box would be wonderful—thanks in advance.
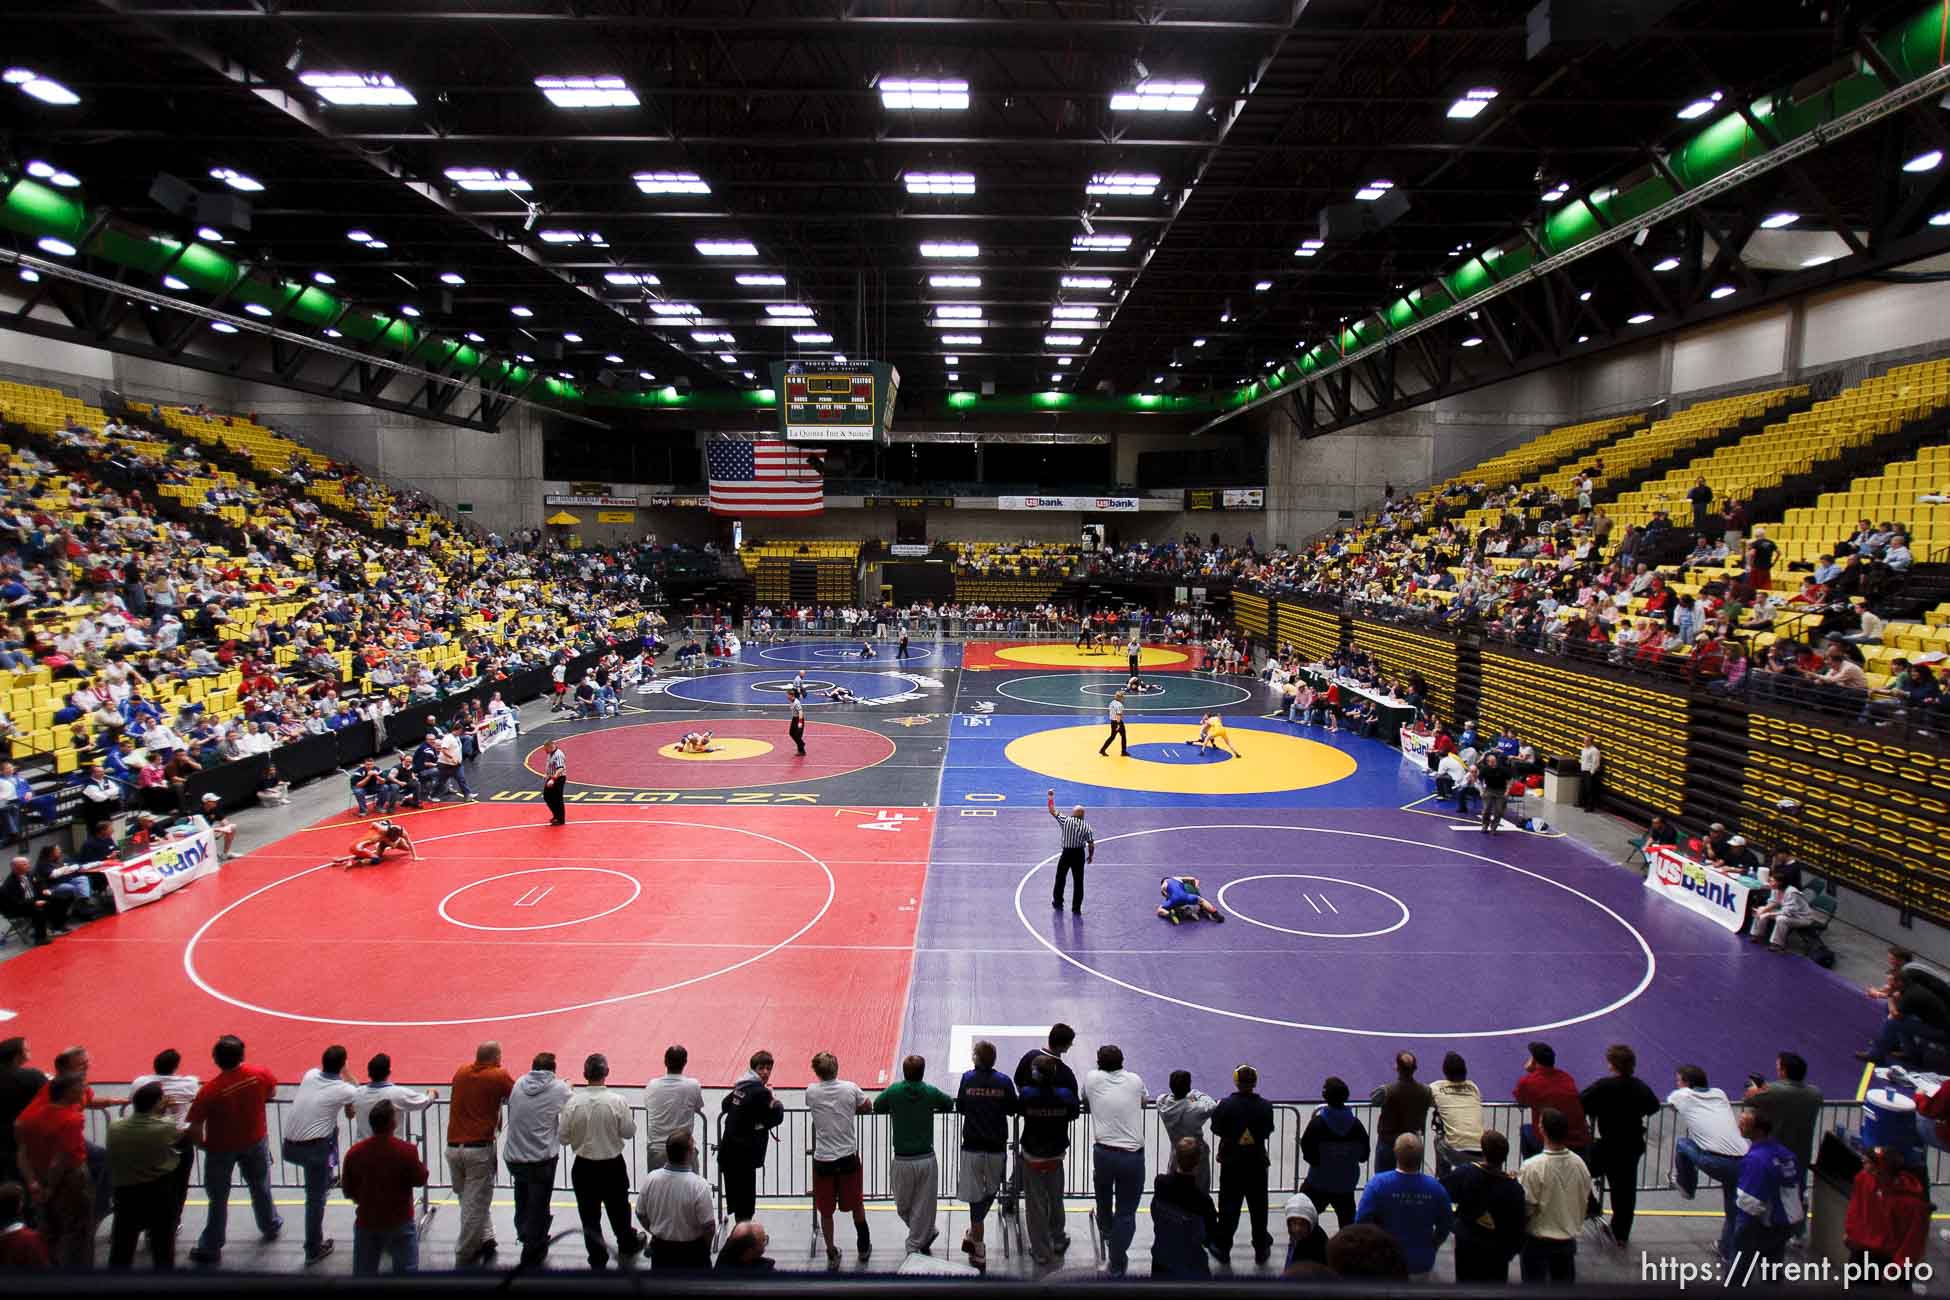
[993,643,1191,669]
[1004,722,1357,795]
[657,737,776,762]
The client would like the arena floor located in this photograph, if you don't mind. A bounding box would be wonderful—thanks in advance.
[2,639,1878,1095]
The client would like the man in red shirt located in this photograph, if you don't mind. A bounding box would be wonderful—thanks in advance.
[185,1035,283,1265]
[13,1074,91,1269]
[342,1100,428,1274]
[1512,1042,1591,1160]
[446,1041,515,1267]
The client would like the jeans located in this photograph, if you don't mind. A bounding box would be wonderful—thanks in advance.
[352,1222,419,1274]
[506,1156,557,1265]
[437,765,472,798]
[283,1136,336,1253]
[1092,1144,1144,1275]
[1674,1136,1744,1261]
[1732,1219,1793,1278]
[198,1138,282,1253]
[1866,1014,1946,1065]
[353,785,396,814]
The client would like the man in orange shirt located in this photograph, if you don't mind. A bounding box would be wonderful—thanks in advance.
[447,1041,515,1267]
[185,1035,283,1265]
[13,1073,90,1269]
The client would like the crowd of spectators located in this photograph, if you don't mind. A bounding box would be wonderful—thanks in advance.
[1,1023,1915,1284]
[0,400,699,847]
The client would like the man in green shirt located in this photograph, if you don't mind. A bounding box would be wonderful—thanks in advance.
[107,1081,183,1270]
[874,1055,953,1256]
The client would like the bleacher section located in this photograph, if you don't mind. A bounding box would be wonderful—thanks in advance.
[1610,360,1950,530]
[1450,412,1644,491]
[1738,713,1950,920]
[1232,591,1269,639]
[1479,651,1690,814]
[1538,385,1803,498]
[1772,438,1950,566]
[953,576,1066,605]
[740,540,860,604]
[1274,603,1340,664]
[1349,619,1459,721]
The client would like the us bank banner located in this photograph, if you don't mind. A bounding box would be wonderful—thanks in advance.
[1644,845,1755,933]
[105,828,220,912]
[995,495,1140,512]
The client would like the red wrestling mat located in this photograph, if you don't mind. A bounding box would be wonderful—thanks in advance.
[520,718,895,790]
[0,802,931,1088]
[960,640,1205,672]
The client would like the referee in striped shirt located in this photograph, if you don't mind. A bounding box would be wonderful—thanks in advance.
[1047,789,1095,913]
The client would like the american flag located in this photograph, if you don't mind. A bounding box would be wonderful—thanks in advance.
[706,437,824,516]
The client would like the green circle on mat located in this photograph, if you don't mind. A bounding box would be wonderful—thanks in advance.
[992,672,1257,712]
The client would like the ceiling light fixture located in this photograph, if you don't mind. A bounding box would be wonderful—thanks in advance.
[718,352,737,363]
[1355,178,1395,201]
[694,238,758,256]
[1652,256,1680,272]
[905,171,976,195]
[1061,275,1114,289]
[1905,149,1944,173]
[1676,90,1723,120]
[1254,280,1272,291]
[399,305,421,318]
[510,305,534,317]
[562,331,582,342]
[1110,79,1203,112]
[633,170,711,194]
[208,166,264,193]
[438,271,466,286]
[1627,311,1655,324]
[4,67,80,105]
[24,160,79,188]
[919,241,979,258]
[650,302,700,315]
[939,333,983,345]
[534,75,638,108]
[299,71,416,106]
[735,273,786,286]
[465,332,486,343]
[1446,87,1498,119]
[929,274,982,288]
[162,275,188,290]
[764,304,815,317]
[942,355,959,364]
[793,332,833,344]
[1709,284,1736,299]
[690,331,733,343]
[1086,172,1161,196]
[346,229,373,243]
[1759,211,1799,229]
[244,303,273,317]
[1045,333,1084,346]
[1072,232,1132,250]
[444,166,530,192]
[879,77,969,110]
[1051,305,1100,319]
[603,271,661,285]
[35,236,75,257]
[1460,336,1482,348]
[1542,182,1570,203]
[1294,239,1323,257]
[210,321,238,333]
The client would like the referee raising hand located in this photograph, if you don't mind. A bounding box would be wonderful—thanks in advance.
[1047,789,1095,915]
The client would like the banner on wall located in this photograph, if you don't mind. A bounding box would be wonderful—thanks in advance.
[639,495,710,508]
[865,496,955,509]
[595,511,636,524]
[544,494,636,508]
[996,495,1140,512]
[103,828,220,913]
[477,712,519,753]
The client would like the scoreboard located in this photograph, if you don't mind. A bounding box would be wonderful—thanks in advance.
[769,358,900,444]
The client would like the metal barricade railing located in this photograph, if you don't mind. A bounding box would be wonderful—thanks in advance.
[91,1091,1910,1206]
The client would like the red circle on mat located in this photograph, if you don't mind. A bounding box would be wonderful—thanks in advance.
[522,719,896,790]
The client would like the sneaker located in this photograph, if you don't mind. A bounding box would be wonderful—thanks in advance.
[261,1221,284,1243]
[826,1246,841,1267]
[920,1228,938,1255]
[856,1224,872,1259]
[1167,912,1182,925]
[305,1240,334,1265]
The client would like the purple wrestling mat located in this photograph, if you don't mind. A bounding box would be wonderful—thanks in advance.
[901,808,1870,1098]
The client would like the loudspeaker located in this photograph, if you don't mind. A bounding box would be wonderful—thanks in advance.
[195,191,252,233]
[148,173,198,219]
[548,340,565,361]
[981,379,996,396]
[439,290,455,315]
[673,376,692,393]
[1527,0,1684,57]
[1318,202,1366,243]
[1368,188,1411,230]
